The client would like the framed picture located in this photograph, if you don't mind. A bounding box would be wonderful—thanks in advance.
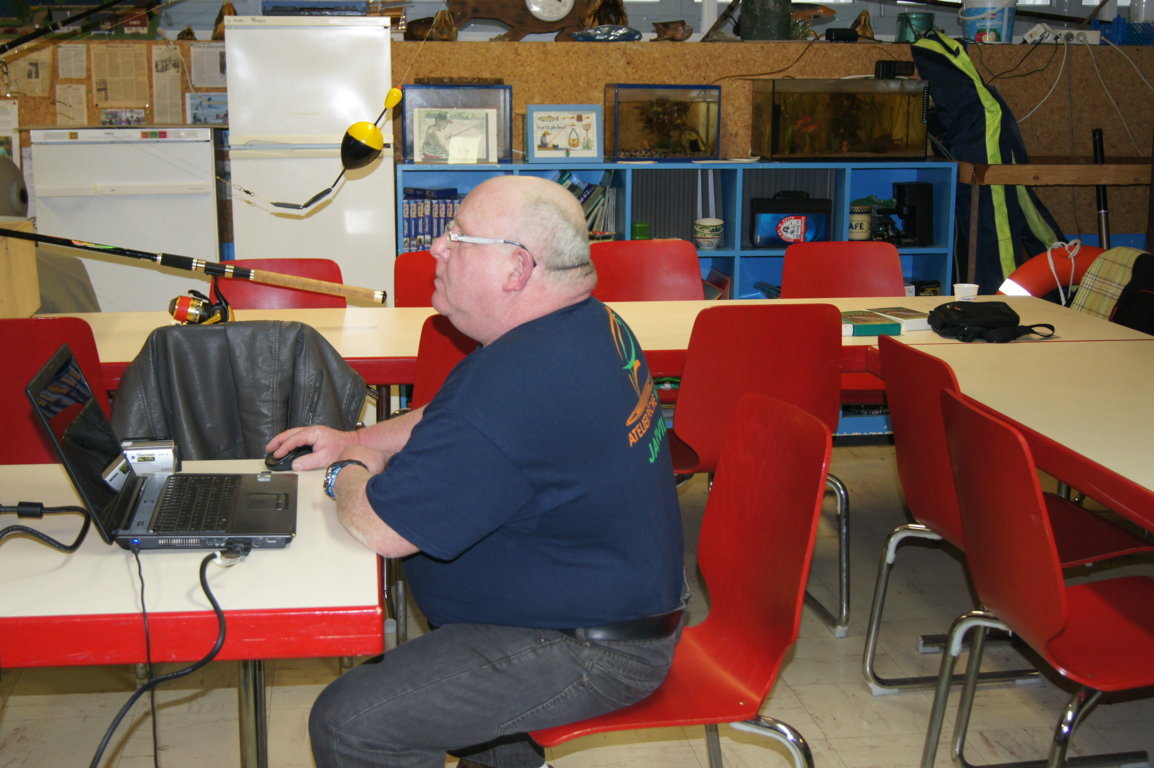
[413,107,498,164]
[402,84,512,164]
[526,105,602,163]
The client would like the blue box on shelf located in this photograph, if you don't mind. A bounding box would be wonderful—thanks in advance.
[605,84,720,162]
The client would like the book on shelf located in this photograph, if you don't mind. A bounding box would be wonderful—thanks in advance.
[866,306,931,331]
[401,187,460,252]
[841,310,902,337]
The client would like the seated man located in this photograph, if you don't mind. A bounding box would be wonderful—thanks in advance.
[268,174,685,768]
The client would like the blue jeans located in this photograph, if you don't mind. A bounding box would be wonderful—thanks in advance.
[309,622,680,768]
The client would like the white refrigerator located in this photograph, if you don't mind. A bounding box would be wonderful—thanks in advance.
[224,16,395,303]
[29,128,220,312]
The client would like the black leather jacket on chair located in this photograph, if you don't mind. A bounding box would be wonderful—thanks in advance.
[111,321,366,461]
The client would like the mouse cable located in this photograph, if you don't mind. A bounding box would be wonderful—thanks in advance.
[0,502,90,552]
[89,545,246,768]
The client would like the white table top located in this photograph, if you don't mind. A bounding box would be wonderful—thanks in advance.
[911,340,1154,499]
[0,460,379,619]
[49,295,1152,369]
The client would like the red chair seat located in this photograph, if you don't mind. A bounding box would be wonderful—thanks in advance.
[1047,577,1154,690]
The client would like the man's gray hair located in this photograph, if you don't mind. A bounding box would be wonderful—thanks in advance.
[515,180,596,283]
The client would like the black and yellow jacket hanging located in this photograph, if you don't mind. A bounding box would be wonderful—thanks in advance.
[912,31,1065,294]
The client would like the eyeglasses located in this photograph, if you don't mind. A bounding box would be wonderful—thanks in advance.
[444,220,536,267]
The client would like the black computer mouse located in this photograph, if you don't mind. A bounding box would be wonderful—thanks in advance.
[264,445,313,472]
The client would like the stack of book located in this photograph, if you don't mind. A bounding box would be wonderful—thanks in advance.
[840,306,931,336]
[401,187,460,253]
[556,170,616,239]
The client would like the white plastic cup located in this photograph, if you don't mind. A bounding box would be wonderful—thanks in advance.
[693,217,724,251]
[954,283,979,301]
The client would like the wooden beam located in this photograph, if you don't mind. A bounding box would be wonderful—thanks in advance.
[957,162,1151,187]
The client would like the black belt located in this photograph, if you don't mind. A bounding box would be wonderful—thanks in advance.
[558,610,684,642]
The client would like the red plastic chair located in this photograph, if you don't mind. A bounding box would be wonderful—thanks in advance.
[589,239,705,301]
[922,389,1154,768]
[781,240,906,406]
[409,313,479,409]
[0,317,109,464]
[210,257,346,309]
[393,250,437,307]
[532,393,831,768]
[780,241,906,299]
[864,336,1154,694]
[667,303,851,635]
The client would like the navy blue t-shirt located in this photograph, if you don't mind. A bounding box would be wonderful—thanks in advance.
[365,297,684,628]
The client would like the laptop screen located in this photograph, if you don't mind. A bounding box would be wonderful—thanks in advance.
[26,344,137,541]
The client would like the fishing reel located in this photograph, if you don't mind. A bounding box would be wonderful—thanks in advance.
[168,285,233,325]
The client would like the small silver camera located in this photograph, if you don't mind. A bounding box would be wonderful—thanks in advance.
[120,440,181,474]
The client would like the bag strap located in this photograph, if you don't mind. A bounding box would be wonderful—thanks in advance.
[978,323,1055,343]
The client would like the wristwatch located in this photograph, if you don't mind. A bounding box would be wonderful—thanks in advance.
[323,459,369,500]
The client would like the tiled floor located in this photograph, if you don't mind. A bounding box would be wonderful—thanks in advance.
[3,442,1152,767]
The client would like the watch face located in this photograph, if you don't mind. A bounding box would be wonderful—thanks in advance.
[526,0,574,21]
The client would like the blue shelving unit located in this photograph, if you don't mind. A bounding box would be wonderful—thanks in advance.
[396,160,958,298]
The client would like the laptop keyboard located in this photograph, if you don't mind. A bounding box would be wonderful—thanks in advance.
[152,475,240,533]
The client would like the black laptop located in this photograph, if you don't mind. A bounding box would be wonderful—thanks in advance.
[26,344,297,551]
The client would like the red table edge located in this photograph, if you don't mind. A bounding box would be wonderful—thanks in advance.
[0,605,385,668]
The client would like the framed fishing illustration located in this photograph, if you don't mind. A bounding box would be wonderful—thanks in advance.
[525,104,602,163]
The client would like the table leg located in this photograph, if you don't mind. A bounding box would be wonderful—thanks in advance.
[238,659,268,768]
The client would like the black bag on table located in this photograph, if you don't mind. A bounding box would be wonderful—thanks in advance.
[928,301,1055,343]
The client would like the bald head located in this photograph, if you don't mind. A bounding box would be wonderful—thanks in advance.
[429,175,598,344]
[479,175,596,286]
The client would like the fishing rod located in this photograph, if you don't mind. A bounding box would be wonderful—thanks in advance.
[0,227,388,304]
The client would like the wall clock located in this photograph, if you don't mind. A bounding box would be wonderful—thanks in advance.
[448,0,592,40]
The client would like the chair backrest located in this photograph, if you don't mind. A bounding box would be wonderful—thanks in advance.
[780,241,906,298]
[877,335,966,547]
[696,392,831,689]
[940,390,1068,651]
[410,314,480,409]
[590,239,705,301]
[393,250,437,307]
[210,258,346,309]
[0,317,110,464]
[673,303,841,473]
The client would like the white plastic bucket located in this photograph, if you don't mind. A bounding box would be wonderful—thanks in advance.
[959,0,1016,42]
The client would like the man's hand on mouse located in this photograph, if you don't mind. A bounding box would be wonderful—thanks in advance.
[266,426,357,471]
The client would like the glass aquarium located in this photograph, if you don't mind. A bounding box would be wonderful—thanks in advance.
[606,84,721,162]
[752,79,928,161]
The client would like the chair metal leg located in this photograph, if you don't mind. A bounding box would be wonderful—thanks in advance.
[863,524,1038,696]
[384,557,408,646]
[732,716,816,768]
[704,723,725,768]
[921,610,1003,768]
[929,614,1148,768]
[805,473,850,637]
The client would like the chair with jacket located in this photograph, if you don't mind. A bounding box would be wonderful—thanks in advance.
[111,321,365,460]
[1,317,110,464]
[921,389,1154,768]
[666,303,851,635]
[209,257,347,309]
[532,392,832,768]
[864,336,1154,695]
